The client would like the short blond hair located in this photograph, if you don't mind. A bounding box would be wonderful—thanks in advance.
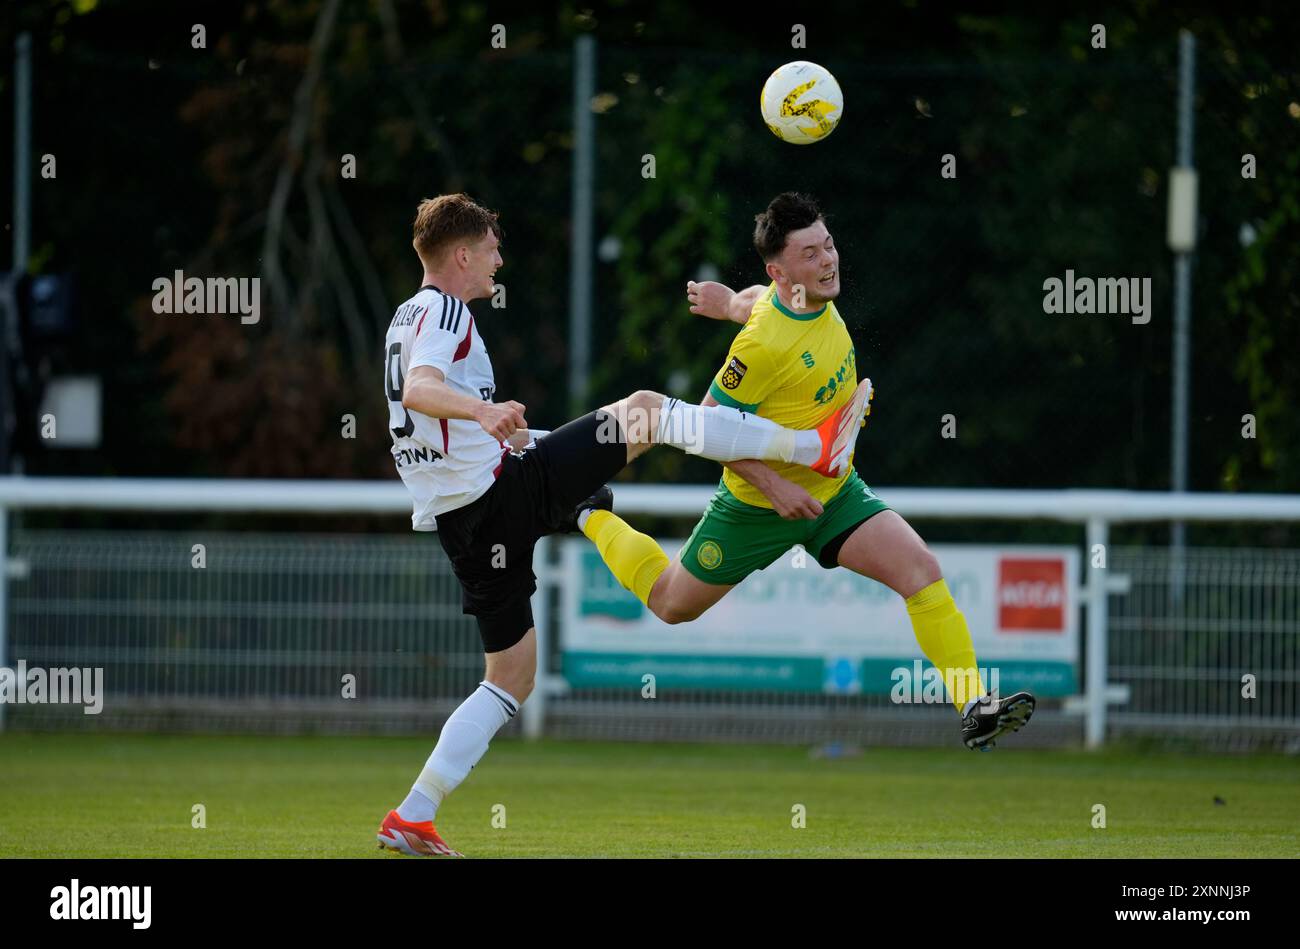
[412,193,502,265]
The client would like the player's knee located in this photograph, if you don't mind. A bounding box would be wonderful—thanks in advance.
[628,389,662,410]
[487,672,533,704]
[601,390,656,414]
[607,390,662,445]
[484,647,536,704]
[509,677,535,703]
[908,547,943,594]
[655,599,703,625]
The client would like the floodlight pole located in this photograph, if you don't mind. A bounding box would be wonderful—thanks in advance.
[1168,31,1197,610]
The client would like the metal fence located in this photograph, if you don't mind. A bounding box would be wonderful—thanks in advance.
[2,478,1300,749]
[5,530,483,734]
[1108,547,1300,744]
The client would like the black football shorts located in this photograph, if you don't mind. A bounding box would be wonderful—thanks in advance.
[435,409,627,653]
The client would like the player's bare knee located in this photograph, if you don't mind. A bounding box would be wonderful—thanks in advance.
[627,389,662,412]
[654,604,683,625]
[919,547,942,582]
[509,677,535,703]
[605,389,661,446]
[486,672,533,704]
[909,547,943,594]
[655,599,702,626]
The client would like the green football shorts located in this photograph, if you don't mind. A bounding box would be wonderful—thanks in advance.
[680,470,890,586]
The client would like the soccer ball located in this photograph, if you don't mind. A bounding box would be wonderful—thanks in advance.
[760,61,844,145]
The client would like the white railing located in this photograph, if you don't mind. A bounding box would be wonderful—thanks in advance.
[2,477,1299,746]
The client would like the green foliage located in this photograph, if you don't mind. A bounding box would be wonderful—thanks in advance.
[1227,167,1300,486]
[592,65,746,482]
[10,1,1300,498]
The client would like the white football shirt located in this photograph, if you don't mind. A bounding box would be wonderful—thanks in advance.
[384,285,506,530]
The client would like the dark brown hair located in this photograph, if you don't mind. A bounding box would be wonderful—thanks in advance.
[753,192,824,261]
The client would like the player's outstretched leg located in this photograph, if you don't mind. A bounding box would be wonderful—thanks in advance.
[600,381,871,477]
[833,510,1035,749]
[564,382,871,629]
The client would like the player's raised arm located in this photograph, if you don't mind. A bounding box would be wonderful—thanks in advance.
[686,281,766,324]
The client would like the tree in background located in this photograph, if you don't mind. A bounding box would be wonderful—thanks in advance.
[6,0,1297,495]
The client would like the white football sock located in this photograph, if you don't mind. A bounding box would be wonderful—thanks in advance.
[397,681,520,823]
[576,508,594,532]
[655,397,821,464]
[396,787,438,823]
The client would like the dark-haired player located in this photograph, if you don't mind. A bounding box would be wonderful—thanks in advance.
[581,192,1036,751]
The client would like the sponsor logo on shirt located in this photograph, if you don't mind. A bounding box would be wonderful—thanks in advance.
[814,346,856,405]
[720,356,748,390]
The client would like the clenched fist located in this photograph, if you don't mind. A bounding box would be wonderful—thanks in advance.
[475,400,527,442]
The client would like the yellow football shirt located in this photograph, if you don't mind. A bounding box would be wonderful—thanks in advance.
[707,283,858,508]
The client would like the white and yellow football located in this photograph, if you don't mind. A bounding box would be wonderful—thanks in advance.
[760,61,844,145]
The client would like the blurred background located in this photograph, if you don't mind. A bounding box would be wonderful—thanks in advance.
[1,1,1298,750]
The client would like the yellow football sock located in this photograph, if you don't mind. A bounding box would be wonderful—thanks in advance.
[905,578,985,713]
[581,510,670,607]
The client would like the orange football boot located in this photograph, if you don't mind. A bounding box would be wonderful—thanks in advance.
[376,809,464,857]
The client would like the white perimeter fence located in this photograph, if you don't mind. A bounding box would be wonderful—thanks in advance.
[0,478,1298,749]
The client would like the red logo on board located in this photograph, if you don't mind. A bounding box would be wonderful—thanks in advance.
[998,558,1065,632]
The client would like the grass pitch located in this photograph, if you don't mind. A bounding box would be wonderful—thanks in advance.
[1,734,1297,858]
